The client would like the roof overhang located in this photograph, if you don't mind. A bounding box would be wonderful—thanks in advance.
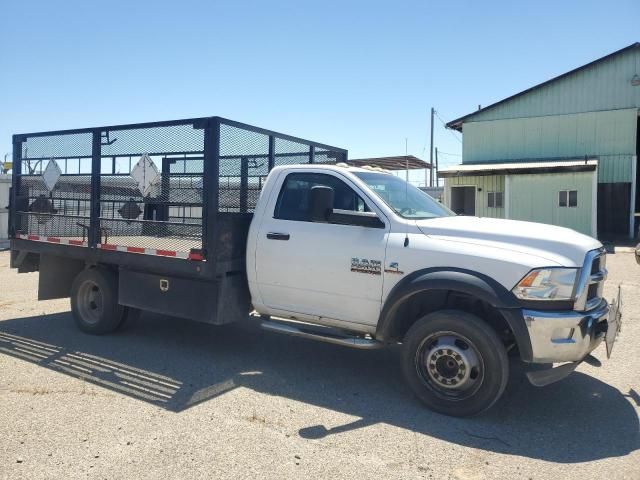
[348,155,432,170]
[438,159,598,178]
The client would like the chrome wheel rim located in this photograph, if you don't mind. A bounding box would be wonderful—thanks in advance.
[77,280,104,325]
[415,331,484,400]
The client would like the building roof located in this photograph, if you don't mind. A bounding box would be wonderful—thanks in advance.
[446,42,640,131]
[348,155,432,170]
[438,159,598,178]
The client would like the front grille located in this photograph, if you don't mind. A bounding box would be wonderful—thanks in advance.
[578,249,607,311]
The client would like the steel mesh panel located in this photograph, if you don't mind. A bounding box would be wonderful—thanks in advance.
[17,176,92,238]
[101,124,204,156]
[168,156,204,175]
[98,218,202,252]
[16,212,91,239]
[315,147,344,164]
[219,124,269,212]
[21,132,92,160]
[20,158,93,175]
[246,158,269,212]
[98,125,204,252]
[17,132,94,239]
[274,138,311,167]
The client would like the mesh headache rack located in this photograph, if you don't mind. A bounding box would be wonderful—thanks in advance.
[10,117,347,262]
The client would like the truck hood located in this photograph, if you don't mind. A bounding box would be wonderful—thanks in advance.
[416,216,601,267]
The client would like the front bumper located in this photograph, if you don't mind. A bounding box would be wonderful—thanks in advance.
[523,299,610,364]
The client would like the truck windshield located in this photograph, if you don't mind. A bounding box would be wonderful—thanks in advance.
[354,172,453,219]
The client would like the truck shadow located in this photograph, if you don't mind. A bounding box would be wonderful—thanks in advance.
[0,311,637,464]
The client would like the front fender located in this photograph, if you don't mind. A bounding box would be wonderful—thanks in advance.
[376,267,532,361]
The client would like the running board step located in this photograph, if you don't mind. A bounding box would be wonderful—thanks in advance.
[260,319,383,350]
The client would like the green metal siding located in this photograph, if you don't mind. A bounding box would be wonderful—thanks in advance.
[597,154,634,184]
[467,47,640,122]
[447,175,505,218]
[509,172,595,236]
[462,108,638,182]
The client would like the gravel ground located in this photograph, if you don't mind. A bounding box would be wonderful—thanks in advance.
[0,249,638,479]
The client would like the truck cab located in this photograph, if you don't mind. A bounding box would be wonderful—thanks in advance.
[247,164,621,416]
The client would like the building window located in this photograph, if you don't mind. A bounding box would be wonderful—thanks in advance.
[487,191,503,208]
[559,190,578,208]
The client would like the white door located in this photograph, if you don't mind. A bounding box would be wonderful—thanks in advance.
[255,170,388,327]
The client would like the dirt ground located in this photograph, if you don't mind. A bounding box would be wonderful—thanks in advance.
[0,249,638,479]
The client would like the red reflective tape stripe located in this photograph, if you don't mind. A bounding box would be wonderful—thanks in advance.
[47,237,61,243]
[100,244,118,250]
[27,235,40,241]
[155,249,177,257]
[126,247,145,254]
[68,240,84,246]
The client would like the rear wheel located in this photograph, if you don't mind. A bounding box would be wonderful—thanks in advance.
[402,310,509,417]
[70,268,129,334]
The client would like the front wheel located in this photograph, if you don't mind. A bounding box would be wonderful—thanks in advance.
[402,310,509,417]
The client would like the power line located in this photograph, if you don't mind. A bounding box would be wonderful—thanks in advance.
[434,110,463,144]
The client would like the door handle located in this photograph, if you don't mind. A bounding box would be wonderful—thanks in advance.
[266,232,290,241]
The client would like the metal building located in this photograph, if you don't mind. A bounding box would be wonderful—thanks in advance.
[444,43,640,239]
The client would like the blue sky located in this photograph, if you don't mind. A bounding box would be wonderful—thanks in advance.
[1,0,638,185]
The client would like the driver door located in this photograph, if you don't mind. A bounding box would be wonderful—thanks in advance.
[254,170,389,328]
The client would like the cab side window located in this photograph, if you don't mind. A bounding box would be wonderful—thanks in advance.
[274,172,368,221]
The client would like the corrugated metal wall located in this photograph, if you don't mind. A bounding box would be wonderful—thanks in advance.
[467,47,640,122]
[462,108,637,182]
[447,175,505,218]
[509,171,595,236]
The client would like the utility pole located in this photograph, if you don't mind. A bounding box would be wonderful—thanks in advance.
[435,147,439,187]
[429,107,435,187]
[405,138,409,183]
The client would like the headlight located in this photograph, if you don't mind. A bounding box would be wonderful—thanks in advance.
[512,268,578,301]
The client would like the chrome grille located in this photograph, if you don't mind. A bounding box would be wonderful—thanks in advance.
[575,248,607,311]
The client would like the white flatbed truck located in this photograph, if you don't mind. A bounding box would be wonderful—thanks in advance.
[9,116,622,416]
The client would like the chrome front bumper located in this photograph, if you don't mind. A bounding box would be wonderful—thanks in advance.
[523,299,610,363]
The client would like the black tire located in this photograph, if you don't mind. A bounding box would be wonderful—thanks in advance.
[70,268,127,334]
[402,310,509,417]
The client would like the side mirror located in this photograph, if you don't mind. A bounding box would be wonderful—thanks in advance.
[310,185,334,222]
